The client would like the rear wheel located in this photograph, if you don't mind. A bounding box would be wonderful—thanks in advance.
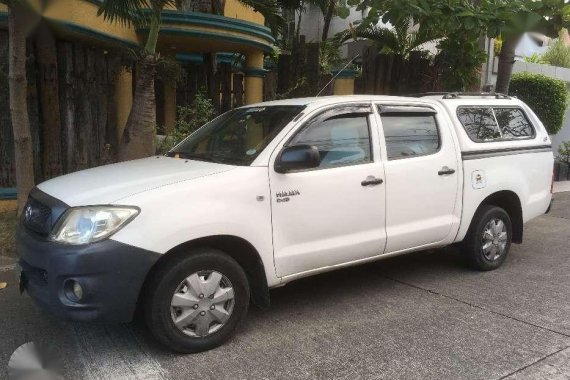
[144,248,250,353]
[463,205,512,271]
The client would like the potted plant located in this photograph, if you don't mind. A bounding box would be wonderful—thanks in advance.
[557,141,570,181]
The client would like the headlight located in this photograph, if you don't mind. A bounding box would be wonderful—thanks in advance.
[50,206,140,245]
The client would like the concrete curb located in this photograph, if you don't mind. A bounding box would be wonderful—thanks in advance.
[553,181,570,193]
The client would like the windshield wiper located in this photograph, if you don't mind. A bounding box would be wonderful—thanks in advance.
[168,152,227,164]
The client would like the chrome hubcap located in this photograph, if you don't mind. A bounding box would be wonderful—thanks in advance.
[170,270,235,338]
[481,218,508,261]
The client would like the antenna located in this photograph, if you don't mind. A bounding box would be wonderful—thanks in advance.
[315,54,360,97]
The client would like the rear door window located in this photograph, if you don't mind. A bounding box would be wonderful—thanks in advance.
[457,107,535,142]
[378,106,440,160]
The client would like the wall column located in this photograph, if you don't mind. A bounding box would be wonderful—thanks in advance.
[332,68,358,95]
[244,51,265,104]
[115,67,133,144]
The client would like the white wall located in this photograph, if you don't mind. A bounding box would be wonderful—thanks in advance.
[297,4,367,43]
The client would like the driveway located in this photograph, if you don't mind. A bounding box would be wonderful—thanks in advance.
[1,193,570,380]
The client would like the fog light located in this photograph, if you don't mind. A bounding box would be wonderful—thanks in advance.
[64,279,84,302]
[72,281,83,300]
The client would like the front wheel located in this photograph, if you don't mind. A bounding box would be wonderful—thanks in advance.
[144,248,250,353]
[463,205,512,271]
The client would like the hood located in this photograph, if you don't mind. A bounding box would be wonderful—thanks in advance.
[37,156,235,206]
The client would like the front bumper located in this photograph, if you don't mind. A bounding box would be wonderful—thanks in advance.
[16,226,161,323]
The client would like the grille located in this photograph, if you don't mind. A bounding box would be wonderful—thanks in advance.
[23,196,53,236]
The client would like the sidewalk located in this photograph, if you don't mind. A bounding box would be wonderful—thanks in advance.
[554,181,570,193]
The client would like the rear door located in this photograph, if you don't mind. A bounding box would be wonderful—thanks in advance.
[374,103,461,253]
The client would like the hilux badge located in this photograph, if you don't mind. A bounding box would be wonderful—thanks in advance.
[276,190,300,203]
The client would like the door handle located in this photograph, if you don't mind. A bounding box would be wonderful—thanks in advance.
[438,166,456,176]
[361,176,384,186]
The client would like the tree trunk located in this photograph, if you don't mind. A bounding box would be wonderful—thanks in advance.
[35,23,62,181]
[118,11,161,161]
[211,0,225,15]
[7,2,35,215]
[204,53,218,112]
[495,35,522,94]
[118,53,156,161]
[295,2,304,45]
[321,0,335,41]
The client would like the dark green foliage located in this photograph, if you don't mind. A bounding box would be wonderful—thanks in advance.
[436,36,487,91]
[156,91,216,154]
[509,72,568,135]
[334,19,437,59]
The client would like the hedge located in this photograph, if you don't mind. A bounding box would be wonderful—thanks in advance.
[508,72,569,135]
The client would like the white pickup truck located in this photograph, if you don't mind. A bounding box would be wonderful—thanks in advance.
[16,94,554,353]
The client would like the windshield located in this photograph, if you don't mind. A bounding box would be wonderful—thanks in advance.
[168,105,305,166]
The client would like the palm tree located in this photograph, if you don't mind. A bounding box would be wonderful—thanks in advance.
[335,19,438,60]
[321,0,336,41]
[2,0,38,215]
[98,0,174,161]
[98,0,283,161]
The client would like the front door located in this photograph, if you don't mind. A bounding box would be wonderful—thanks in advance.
[375,103,461,253]
[269,105,387,278]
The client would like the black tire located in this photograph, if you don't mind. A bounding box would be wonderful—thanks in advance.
[144,248,250,353]
[462,205,512,271]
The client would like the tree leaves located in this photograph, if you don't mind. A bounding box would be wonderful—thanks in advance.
[336,5,350,19]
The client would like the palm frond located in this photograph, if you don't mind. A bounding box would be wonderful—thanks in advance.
[238,0,285,36]
[335,19,440,58]
[98,0,176,26]
[334,24,399,53]
[97,0,150,26]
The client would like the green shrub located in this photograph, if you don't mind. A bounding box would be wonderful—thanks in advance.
[542,38,570,68]
[156,91,216,154]
[559,140,570,164]
[509,72,569,135]
[523,53,546,64]
[320,40,344,75]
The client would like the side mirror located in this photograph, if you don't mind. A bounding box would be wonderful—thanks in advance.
[275,145,321,173]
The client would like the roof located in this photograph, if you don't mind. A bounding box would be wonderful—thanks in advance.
[245,94,523,109]
[246,95,438,108]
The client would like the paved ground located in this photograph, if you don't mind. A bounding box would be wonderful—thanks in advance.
[1,193,570,380]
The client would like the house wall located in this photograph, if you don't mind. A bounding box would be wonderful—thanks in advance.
[298,4,366,43]
[224,0,264,24]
